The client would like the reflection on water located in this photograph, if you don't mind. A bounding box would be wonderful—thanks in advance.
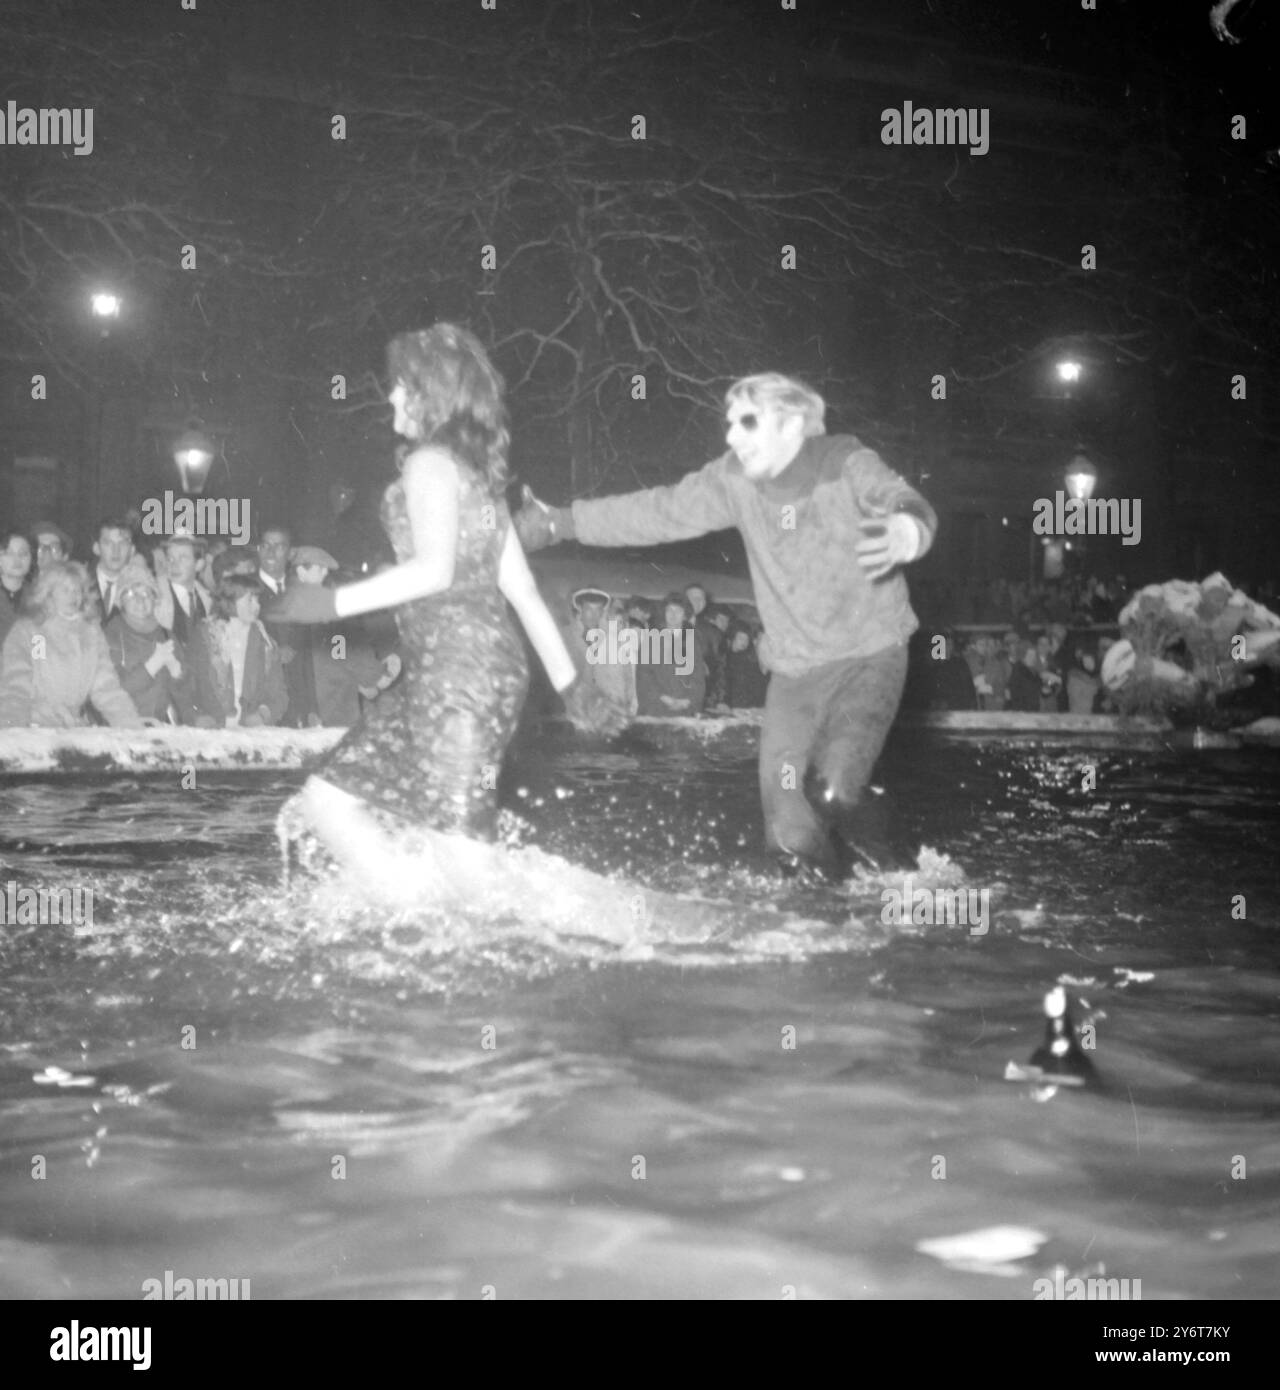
[0,733,1277,1299]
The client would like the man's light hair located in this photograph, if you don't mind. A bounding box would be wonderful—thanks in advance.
[725,373,826,438]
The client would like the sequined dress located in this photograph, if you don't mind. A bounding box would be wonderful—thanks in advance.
[319,460,529,840]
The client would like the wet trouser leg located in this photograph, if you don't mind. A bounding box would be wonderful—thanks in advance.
[758,644,909,873]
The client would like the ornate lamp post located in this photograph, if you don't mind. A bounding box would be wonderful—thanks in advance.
[85,290,124,522]
[173,429,214,495]
[1064,451,1098,502]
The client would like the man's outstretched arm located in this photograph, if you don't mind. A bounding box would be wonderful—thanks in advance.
[516,456,738,551]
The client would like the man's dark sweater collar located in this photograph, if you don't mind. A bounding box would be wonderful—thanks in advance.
[733,434,850,502]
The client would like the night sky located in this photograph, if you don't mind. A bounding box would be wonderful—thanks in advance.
[2,0,1278,576]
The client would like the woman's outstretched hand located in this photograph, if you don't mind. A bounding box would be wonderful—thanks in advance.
[265,586,339,625]
[561,674,629,738]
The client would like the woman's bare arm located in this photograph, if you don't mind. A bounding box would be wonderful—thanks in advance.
[332,448,460,619]
[497,525,578,692]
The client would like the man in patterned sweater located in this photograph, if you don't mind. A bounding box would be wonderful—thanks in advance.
[515,372,937,879]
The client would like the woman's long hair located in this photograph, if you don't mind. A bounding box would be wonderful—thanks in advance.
[25,560,92,620]
[387,323,510,492]
[211,572,266,622]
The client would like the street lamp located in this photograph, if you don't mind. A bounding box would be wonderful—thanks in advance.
[1064,451,1098,501]
[173,429,214,495]
[1055,359,1083,385]
[90,292,121,320]
[85,291,125,527]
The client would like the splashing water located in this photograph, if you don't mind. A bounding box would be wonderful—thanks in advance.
[275,803,970,973]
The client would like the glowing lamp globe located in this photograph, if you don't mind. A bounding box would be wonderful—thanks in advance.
[1064,453,1097,502]
[173,430,214,494]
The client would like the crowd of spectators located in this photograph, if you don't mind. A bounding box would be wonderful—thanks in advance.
[905,624,1117,715]
[565,580,770,718]
[0,518,401,730]
[6,515,1273,730]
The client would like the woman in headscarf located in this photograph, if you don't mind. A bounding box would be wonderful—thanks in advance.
[104,558,192,723]
[0,560,141,727]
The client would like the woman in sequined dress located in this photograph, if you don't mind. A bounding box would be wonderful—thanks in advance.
[271,324,626,881]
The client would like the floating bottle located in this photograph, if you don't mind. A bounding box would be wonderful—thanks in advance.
[1030,986,1098,1086]
[1004,986,1100,1100]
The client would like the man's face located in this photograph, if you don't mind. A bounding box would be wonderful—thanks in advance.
[95,527,133,576]
[664,602,686,629]
[0,537,32,584]
[35,532,66,565]
[120,585,157,625]
[258,532,290,579]
[165,542,198,586]
[578,600,607,632]
[294,563,328,586]
[1002,634,1022,661]
[685,586,707,615]
[725,397,806,481]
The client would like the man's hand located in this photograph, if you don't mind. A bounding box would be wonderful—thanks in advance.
[145,640,177,679]
[513,486,574,552]
[855,513,922,580]
[1210,0,1243,43]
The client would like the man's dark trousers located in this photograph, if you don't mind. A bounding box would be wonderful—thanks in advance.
[758,643,908,870]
